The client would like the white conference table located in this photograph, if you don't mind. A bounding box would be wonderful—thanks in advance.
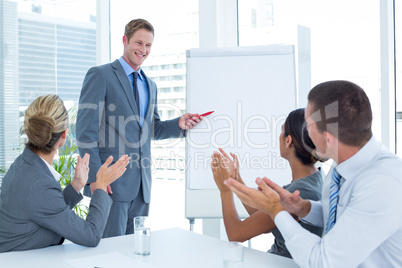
[0,228,299,267]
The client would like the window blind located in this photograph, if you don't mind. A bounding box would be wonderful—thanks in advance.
[0,0,97,190]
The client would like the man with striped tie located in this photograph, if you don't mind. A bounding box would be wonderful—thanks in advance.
[224,80,402,267]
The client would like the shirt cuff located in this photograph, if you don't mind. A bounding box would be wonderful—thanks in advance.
[91,189,113,207]
[65,183,83,197]
[275,210,322,268]
[274,211,302,241]
[301,200,323,226]
[64,184,84,209]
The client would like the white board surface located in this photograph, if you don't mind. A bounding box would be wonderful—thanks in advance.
[185,45,296,218]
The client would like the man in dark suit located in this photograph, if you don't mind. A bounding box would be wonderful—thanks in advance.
[76,19,201,238]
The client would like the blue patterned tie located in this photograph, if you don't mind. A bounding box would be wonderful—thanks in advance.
[326,168,341,233]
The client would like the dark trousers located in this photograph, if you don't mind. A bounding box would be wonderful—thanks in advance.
[102,187,150,238]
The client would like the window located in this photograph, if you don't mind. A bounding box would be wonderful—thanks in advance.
[173,63,185,69]
[0,0,97,185]
[239,0,383,141]
[159,88,171,94]
[167,110,176,118]
[396,0,402,157]
[160,76,171,82]
[174,87,184,92]
[174,75,185,81]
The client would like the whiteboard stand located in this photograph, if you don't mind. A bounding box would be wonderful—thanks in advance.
[188,218,220,239]
[189,218,195,231]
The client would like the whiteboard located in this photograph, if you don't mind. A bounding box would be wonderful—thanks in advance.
[185,45,296,219]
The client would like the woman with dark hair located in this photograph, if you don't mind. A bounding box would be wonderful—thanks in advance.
[211,108,324,258]
[0,94,130,252]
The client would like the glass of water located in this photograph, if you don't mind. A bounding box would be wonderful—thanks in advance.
[222,241,244,268]
[134,216,151,256]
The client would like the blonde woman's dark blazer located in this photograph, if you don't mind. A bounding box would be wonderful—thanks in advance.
[0,147,112,252]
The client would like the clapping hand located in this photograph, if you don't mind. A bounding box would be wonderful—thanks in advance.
[95,155,130,193]
[71,153,90,192]
[211,152,232,193]
[217,148,241,182]
[260,177,310,218]
[224,177,285,219]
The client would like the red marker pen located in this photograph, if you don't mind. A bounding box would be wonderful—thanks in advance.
[197,111,214,118]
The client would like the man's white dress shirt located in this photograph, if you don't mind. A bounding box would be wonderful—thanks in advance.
[275,136,402,268]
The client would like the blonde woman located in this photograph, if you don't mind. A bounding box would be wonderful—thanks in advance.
[0,94,129,252]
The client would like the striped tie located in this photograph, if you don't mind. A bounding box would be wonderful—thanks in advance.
[326,168,341,233]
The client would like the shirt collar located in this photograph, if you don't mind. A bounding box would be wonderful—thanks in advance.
[335,135,380,181]
[39,156,62,181]
[118,56,144,81]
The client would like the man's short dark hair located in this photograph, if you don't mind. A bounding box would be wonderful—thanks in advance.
[307,80,372,147]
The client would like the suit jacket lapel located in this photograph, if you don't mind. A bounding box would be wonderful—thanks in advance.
[142,71,155,123]
[111,60,141,124]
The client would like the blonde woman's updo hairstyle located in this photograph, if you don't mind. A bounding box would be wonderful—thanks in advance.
[24,94,69,154]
